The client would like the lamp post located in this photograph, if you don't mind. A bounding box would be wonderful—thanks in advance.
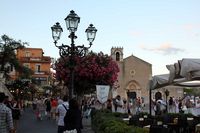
[51,10,97,99]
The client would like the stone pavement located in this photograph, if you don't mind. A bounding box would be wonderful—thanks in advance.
[18,108,57,133]
[82,117,94,133]
[18,108,94,133]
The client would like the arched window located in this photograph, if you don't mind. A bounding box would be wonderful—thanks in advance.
[116,52,120,61]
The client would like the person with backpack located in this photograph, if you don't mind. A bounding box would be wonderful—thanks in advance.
[56,95,69,133]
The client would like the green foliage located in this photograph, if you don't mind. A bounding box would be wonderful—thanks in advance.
[6,79,32,99]
[19,66,33,79]
[184,88,193,93]
[184,87,200,96]
[91,110,148,133]
[112,112,123,117]
[0,34,30,79]
[137,112,149,117]
[166,112,194,118]
[103,119,132,133]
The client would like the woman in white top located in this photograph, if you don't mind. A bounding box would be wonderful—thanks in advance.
[56,95,69,133]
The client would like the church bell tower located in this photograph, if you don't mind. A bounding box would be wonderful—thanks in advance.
[111,47,123,62]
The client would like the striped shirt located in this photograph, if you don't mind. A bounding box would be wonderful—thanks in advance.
[0,103,14,133]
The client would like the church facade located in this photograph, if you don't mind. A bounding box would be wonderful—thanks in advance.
[110,47,152,103]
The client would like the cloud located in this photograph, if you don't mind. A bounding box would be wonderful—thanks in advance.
[194,33,200,37]
[183,24,200,38]
[130,31,143,37]
[183,24,200,31]
[140,43,185,55]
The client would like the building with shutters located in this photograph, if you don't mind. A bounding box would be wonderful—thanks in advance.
[10,48,51,86]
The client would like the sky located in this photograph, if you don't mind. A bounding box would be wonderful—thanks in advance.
[0,0,200,75]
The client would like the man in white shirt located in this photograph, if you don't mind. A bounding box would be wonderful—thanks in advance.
[56,95,69,133]
[0,92,15,133]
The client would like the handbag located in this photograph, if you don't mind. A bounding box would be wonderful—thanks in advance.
[63,129,77,133]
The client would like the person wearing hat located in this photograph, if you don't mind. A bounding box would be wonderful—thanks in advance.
[0,92,15,133]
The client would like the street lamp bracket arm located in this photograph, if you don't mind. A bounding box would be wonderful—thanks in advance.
[58,46,71,57]
[61,44,71,49]
[75,45,90,56]
[54,41,60,48]
[82,43,92,49]
[76,45,84,49]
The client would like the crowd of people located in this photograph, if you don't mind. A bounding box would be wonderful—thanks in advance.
[152,96,200,116]
[32,97,58,121]
[32,95,83,133]
[167,96,200,114]
[79,94,146,116]
[0,92,83,133]
[108,95,145,115]
[1,90,199,133]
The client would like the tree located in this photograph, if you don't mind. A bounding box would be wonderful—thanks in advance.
[28,83,37,100]
[184,87,200,96]
[6,79,30,99]
[0,34,32,79]
[55,51,119,95]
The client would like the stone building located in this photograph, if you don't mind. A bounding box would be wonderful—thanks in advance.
[151,86,184,101]
[111,47,152,103]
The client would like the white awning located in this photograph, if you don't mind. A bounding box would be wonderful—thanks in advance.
[0,81,13,100]
[150,58,200,90]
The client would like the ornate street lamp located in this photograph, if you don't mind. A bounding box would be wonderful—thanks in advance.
[51,10,97,99]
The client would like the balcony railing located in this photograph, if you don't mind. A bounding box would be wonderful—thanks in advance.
[19,56,51,63]
[34,71,49,75]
